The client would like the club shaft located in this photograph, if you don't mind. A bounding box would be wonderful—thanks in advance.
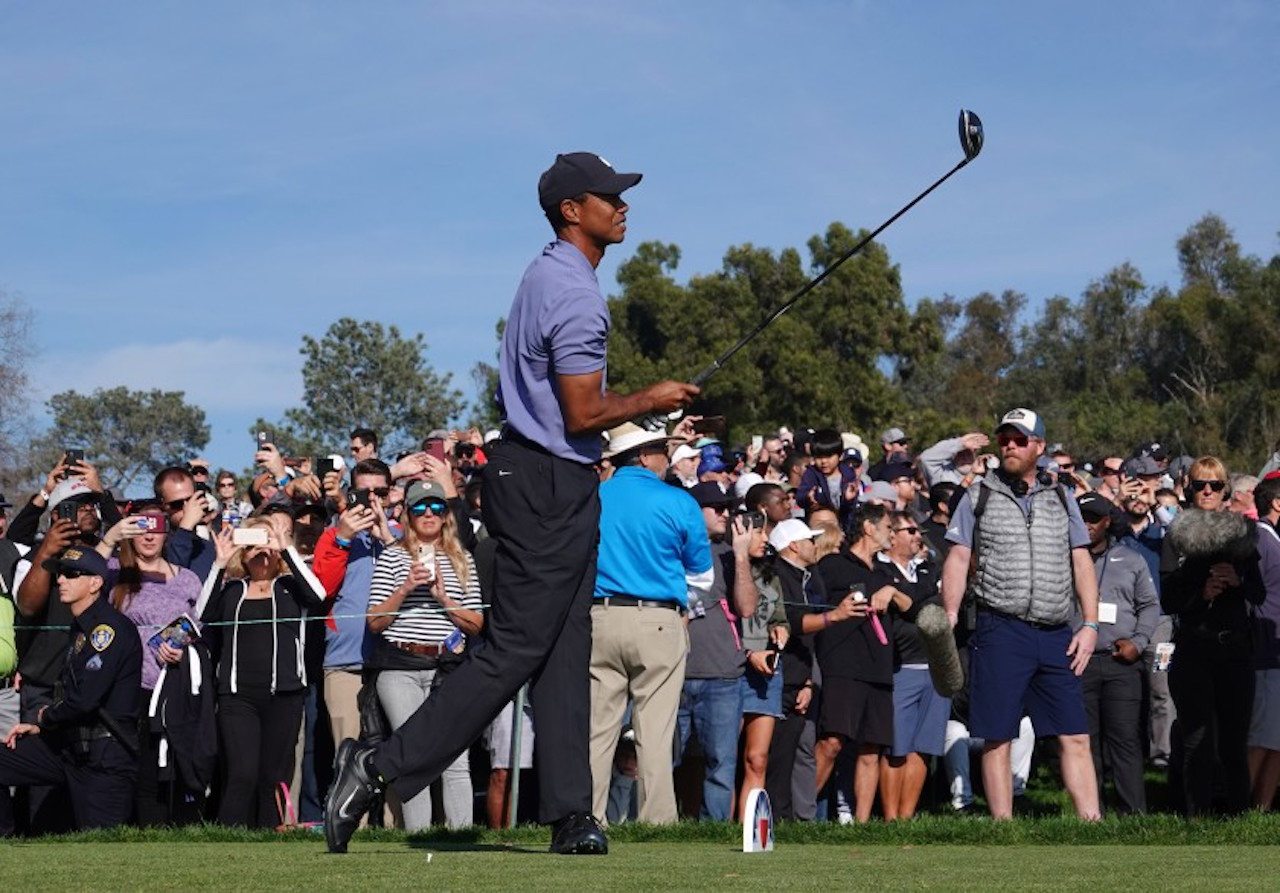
[691,156,971,386]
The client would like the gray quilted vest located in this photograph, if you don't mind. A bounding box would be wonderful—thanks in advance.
[970,475,1075,625]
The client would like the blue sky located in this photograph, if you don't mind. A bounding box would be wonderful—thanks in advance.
[1,2,1276,489]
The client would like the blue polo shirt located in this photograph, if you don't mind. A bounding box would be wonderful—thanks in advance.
[595,466,712,605]
[497,239,610,464]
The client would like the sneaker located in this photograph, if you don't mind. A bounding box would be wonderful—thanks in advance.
[324,739,383,854]
[549,812,608,855]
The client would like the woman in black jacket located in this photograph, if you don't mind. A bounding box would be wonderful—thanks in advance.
[1160,456,1264,815]
[196,517,326,827]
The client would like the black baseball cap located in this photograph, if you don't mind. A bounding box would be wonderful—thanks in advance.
[42,546,109,578]
[538,152,642,210]
[1077,492,1114,522]
[690,482,734,509]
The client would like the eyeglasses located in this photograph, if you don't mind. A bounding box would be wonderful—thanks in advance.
[1057,462,1075,471]
[409,500,448,517]
[997,433,1029,448]
[165,497,190,512]
[1101,466,1122,477]
[370,487,391,499]
[707,505,731,514]
[894,526,918,535]
[188,466,208,477]
[217,481,236,489]
[1190,479,1226,493]
[57,569,85,580]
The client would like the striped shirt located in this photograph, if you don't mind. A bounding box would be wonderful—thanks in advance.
[368,546,482,646]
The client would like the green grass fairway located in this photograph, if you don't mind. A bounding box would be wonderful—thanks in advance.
[4,823,1280,891]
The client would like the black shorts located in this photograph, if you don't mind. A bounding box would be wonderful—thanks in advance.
[818,677,893,747]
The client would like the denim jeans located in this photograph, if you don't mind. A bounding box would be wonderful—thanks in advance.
[677,677,743,820]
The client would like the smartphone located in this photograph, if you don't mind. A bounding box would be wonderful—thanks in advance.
[741,510,766,530]
[136,512,168,533]
[750,435,764,453]
[425,439,446,463]
[765,650,780,672]
[232,527,269,547]
[692,416,727,438]
[256,431,273,451]
[54,500,80,522]
[62,448,85,479]
[346,488,372,510]
[312,456,336,478]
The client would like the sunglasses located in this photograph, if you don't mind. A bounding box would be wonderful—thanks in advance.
[217,481,236,488]
[1190,479,1226,493]
[57,569,86,580]
[894,526,919,535]
[409,500,448,517]
[1057,462,1075,471]
[369,487,391,499]
[165,497,190,512]
[997,433,1029,448]
[188,465,209,476]
[1101,467,1122,476]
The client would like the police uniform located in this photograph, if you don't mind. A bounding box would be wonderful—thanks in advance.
[0,547,141,831]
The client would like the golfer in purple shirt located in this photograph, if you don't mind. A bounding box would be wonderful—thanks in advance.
[325,152,698,856]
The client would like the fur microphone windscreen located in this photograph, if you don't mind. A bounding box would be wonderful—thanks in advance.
[1167,509,1256,562]
[915,603,965,697]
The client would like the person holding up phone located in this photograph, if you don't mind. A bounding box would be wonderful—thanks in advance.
[196,517,326,827]
[95,507,205,825]
[366,481,483,831]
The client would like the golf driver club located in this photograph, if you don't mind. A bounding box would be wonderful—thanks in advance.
[636,109,983,432]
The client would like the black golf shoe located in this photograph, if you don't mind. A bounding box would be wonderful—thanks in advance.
[549,812,608,855]
[324,738,383,853]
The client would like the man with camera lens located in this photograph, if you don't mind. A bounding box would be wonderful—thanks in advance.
[676,481,760,822]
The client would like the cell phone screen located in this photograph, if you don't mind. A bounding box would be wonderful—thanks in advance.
[425,440,446,463]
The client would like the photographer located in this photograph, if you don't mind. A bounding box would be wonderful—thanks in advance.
[197,518,326,827]
[366,481,483,830]
[94,507,205,825]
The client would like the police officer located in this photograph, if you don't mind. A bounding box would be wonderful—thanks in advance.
[0,546,141,833]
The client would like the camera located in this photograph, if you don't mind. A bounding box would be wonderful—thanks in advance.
[346,488,372,510]
[255,431,273,451]
[54,500,80,523]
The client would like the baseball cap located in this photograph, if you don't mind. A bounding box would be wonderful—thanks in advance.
[1122,455,1162,478]
[873,461,914,484]
[538,152,642,210]
[996,408,1046,439]
[1134,440,1168,462]
[881,427,908,445]
[698,454,727,476]
[768,518,824,552]
[858,480,898,505]
[1077,492,1114,522]
[690,482,733,509]
[404,480,448,507]
[42,546,109,578]
[670,444,701,464]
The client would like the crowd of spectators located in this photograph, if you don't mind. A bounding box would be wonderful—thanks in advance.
[2,416,1280,834]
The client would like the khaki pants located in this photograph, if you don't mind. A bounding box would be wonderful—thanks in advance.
[323,667,399,826]
[589,603,687,824]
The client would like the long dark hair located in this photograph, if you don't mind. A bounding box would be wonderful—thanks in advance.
[110,539,145,611]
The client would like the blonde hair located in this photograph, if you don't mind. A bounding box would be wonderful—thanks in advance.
[813,522,843,562]
[225,516,289,579]
[397,504,470,589]
[1188,456,1229,487]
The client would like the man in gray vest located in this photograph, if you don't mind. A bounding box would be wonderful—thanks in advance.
[940,408,1102,820]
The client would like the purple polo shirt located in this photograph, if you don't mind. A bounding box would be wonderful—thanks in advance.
[497,239,609,464]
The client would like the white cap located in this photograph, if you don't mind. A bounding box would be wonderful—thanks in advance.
[48,478,94,510]
[733,472,765,500]
[484,429,501,444]
[858,480,898,505]
[671,443,701,464]
[768,518,823,552]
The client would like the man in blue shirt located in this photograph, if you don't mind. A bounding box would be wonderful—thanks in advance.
[326,152,699,856]
[589,423,712,825]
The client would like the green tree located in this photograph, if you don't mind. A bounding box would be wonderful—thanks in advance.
[257,318,465,457]
[605,224,938,444]
[41,387,210,492]
[468,318,505,430]
[0,290,37,493]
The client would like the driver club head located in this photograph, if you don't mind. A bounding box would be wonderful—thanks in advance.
[959,109,983,161]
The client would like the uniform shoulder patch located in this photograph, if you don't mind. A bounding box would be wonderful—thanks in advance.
[85,654,104,671]
[90,624,115,652]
